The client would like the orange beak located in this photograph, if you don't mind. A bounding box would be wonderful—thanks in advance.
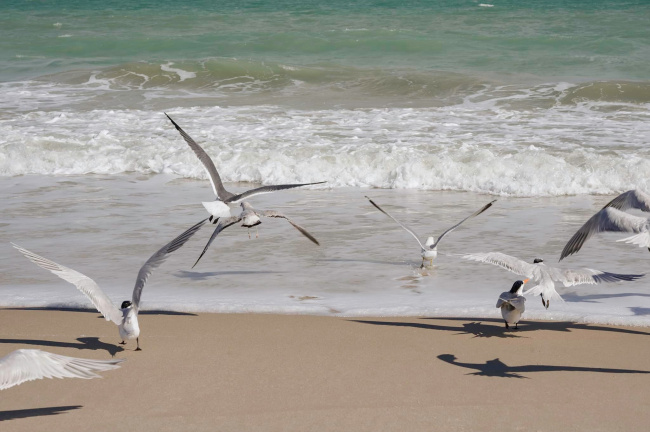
[523,278,530,283]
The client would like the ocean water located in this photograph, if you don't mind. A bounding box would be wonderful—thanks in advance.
[1,0,649,324]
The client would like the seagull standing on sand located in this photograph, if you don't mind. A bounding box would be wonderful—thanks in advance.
[0,349,123,390]
[192,201,319,268]
[365,197,496,267]
[164,113,325,223]
[13,219,206,351]
[560,189,650,261]
[497,279,529,329]
[463,252,644,309]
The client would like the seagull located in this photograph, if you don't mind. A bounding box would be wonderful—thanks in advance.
[365,196,496,267]
[165,113,326,223]
[12,219,206,351]
[463,252,644,309]
[560,189,650,261]
[0,349,123,390]
[497,279,529,329]
[192,201,319,268]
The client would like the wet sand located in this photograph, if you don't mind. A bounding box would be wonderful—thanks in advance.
[1,308,649,431]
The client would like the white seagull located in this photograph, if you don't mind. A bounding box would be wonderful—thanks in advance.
[0,349,123,390]
[366,196,496,267]
[165,113,326,223]
[193,201,319,268]
[463,252,644,309]
[560,189,650,261]
[12,219,206,351]
[497,279,529,329]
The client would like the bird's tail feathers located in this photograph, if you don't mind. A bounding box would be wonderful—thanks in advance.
[617,232,650,248]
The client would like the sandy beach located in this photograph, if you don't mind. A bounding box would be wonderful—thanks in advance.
[1,308,649,431]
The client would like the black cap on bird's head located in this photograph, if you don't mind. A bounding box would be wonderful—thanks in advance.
[509,279,529,293]
[533,258,544,264]
[121,300,132,309]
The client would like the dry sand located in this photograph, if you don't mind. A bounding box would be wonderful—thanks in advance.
[1,308,649,431]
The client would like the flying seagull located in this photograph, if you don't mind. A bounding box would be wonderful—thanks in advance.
[13,219,206,351]
[193,201,319,268]
[0,349,123,390]
[462,252,644,309]
[165,113,325,223]
[560,189,650,261]
[366,197,496,267]
[497,279,529,329]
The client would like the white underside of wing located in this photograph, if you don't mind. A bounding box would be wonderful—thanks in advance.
[0,349,123,390]
[202,200,233,218]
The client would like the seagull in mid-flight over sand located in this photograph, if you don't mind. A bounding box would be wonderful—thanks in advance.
[0,349,123,390]
[463,252,644,309]
[560,189,650,261]
[165,113,325,223]
[13,219,206,351]
[366,197,496,267]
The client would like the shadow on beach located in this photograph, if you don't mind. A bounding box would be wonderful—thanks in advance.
[0,405,82,422]
[0,337,123,357]
[350,316,650,338]
[437,354,650,379]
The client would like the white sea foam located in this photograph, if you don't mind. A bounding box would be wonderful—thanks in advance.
[160,62,197,82]
[1,104,648,197]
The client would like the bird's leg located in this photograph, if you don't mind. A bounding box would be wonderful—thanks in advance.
[541,296,546,308]
[135,338,141,351]
[515,322,519,330]
[119,341,126,345]
[545,300,550,309]
[505,321,509,329]
[248,229,251,239]
[256,227,259,238]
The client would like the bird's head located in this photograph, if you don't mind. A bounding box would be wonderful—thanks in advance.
[121,300,133,309]
[509,279,529,294]
[533,258,544,264]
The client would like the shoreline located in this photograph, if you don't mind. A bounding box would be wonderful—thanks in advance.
[2,308,649,431]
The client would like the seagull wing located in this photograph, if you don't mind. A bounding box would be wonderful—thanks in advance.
[0,349,123,390]
[365,196,425,250]
[12,243,123,325]
[559,207,649,260]
[553,267,645,287]
[431,200,496,249]
[225,181,327,204]
[132,219,207,311]
[462,252,538,279]
[165,113,235,202]
[192,216,242,268]
[259,211,320,245]
[604,189,650,212]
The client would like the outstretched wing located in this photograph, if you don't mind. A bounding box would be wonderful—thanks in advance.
[604,189,650,212]
[12,243,122,325]
[0,349,123,390]
[132,219,207,310]
[192,216,242,268]
[559,207,649,261]
[225,182,327,204]
[554,267,644,287]
[165,113,235,201]
[462,252,538,279]
[260,211,320,245]
[431,200,496,249]
[365,196,425,249]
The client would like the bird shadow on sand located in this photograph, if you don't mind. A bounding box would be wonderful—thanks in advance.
[437,354,650,379]
[350,316,650,338]
[0,405,82,422]
[0,337,123,357]
[175,270,285,281]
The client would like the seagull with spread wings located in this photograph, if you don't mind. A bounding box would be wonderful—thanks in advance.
[560,189,650,261]
[0,349,123,390]
[165,113,325,224]
[366,197,496,267]
[13,219,206,351]
[192,201,319,268]
[462,252,644,309]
